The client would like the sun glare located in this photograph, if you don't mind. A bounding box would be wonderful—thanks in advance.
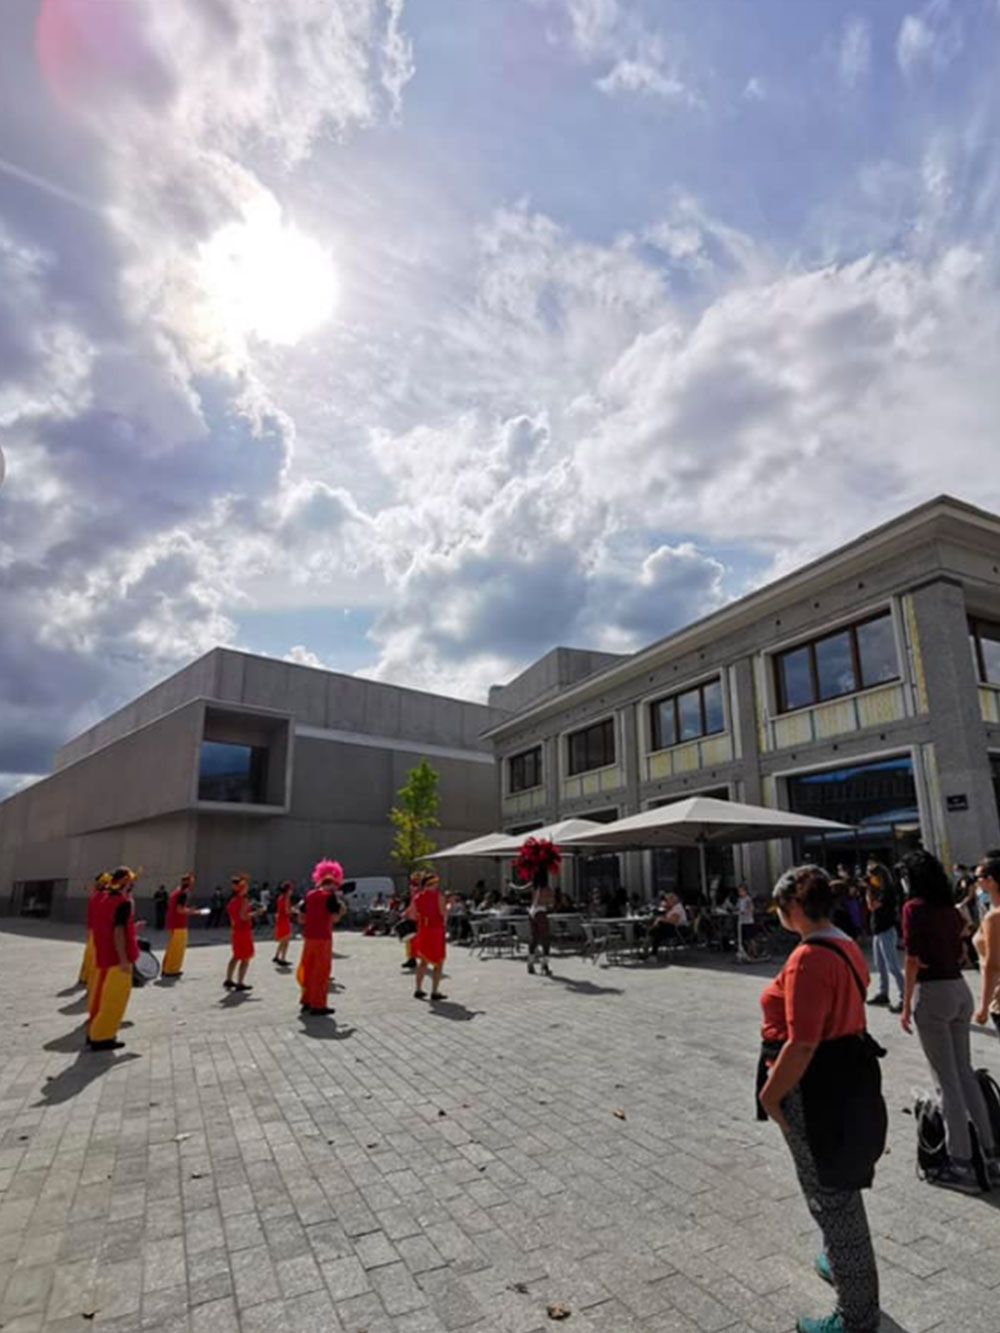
[197,197,338,348]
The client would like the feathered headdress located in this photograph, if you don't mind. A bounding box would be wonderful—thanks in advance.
[513,837,562,885]
[95,872,112,889]
[312,859,344,888]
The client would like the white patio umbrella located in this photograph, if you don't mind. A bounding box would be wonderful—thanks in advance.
[426,832,521,860]
[570,795,855,901]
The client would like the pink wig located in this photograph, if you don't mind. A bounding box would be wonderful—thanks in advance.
[312,859,344,887]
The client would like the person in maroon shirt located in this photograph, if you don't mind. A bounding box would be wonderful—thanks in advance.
[899,850,999,1191]
[758,864,881,1333]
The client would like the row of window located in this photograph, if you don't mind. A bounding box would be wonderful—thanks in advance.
[508,609,1000,788]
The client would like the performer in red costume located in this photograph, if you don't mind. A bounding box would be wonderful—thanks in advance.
[514,838,563,979]
[411,870,448,1002]
[88,866,140,1050]
[224,875,256,992]
[79,871,110,992]
[297,861,345,1015]
[272,880,295,968]
[161,873,196,977]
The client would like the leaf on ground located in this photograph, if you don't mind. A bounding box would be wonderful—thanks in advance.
[437,1109,447,1117]
[547,1302,571,1320]
[82,1312,97,1320]
[612,1109,627,1120]
[508,1282,529,1294]
[173,1133,192,1142]
[190,1171,207,1179]
[366,1142,378,1149]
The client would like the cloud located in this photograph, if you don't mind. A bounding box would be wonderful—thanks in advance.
[559,0,693,104]
[743,76,766,102]
[0,0,412,783]
[897,3,963,76]
[839,16,871,88]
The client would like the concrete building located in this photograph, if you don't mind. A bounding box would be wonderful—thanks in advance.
[0,648,502,921]
[486,497,1000,901]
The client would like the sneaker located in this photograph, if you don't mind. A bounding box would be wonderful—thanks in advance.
[814,1253,833,1287]
[926,1162,982,1194]
[413,990,426,1000]
[866,993,889,1007]
[233,983,253,992]
[307,1006,335,1016]
[796,1316,845,1333]
[223,979,236,990]
[888,1001,902,1014]
[430,992,447,1002]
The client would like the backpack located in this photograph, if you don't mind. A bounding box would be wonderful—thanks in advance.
[914,1094,949,1179]
[975,1068,1000,1163]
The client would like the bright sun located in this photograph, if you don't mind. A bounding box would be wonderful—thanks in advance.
[197,197,338,348]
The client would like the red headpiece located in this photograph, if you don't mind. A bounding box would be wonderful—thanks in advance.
[312,859,344,888]
[513,837,562,884]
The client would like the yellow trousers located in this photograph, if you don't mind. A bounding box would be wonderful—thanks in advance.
[162,929,188,976]
[89,967,132,1043]
[79,932,95,985]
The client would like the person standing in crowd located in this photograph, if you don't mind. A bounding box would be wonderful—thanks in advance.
[153,883,168,932]
[514,839,561,977]
[88,866,141,1051]
[865,863,903,1013]
[272,880,295,968]
[224,875,256,992]
[973,854,1000,1038]
[410,869,448,1001]
[209,884,225,928]
[297,860,344,1015]
[397,883,418,971]
[78,871,109,991]
[758,865,884,1333]
[649,893,689,958]
[899,850,1000,1191]
[161,873,196,978]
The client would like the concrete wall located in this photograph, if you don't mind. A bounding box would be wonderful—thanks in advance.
[489,647,626,716]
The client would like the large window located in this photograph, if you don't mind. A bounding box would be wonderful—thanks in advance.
[786,756,921,870]
[650,678,725,751]
[198,741,269,804]
[508,746,543,793]
[970,618,1000,686]
[566,718,616,776]
[992,756,1000,825]
[774,611,898,713]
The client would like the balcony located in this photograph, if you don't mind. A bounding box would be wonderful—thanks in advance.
[642,732,733,783]
[767,681,906,751]
[501,785,549,821]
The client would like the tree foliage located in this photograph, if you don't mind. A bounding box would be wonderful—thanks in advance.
[390,759,440,879]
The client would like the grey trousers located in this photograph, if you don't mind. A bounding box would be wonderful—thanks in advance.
[913,977,997,1162]
[783,1089,880,1332]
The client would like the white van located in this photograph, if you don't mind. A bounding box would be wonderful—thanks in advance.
[341,876,395,915]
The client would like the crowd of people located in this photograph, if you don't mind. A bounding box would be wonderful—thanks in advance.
[71,838,1000,1333]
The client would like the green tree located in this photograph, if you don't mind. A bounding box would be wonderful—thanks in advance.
[390,759,440,880]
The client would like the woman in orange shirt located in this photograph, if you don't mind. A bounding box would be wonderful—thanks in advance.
[297,861,345,1015]
[224,875,256,992]
[272,880,295,968]
[410,870,447,1002]
[758,865,884,1333]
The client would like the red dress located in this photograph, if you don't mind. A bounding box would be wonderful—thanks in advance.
[412,888,446,967]
[274,889,292,942]
[228,894,255,961]
[297,888,337,1009]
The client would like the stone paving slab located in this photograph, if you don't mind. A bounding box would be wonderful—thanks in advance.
[0,922,998,1332]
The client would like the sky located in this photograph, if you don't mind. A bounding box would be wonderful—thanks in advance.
[2,0,1000,795]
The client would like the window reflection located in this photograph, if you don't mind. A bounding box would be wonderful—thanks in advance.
[198,741,268,803]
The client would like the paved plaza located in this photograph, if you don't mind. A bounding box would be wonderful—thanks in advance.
[0,924,998,1333]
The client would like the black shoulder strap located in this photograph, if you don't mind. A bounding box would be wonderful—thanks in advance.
[805,937,868,1003]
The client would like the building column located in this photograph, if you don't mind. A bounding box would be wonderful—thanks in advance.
[910,579,1000,866]
[731,658,770,892]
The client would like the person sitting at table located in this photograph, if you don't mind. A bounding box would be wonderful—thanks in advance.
[649,894,688,957]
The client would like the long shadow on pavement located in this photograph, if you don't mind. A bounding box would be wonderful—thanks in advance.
[59,996,90,1015]
[428,1001,483,1022]
[218,992,262,1009]
[43,1024,90,1053]
[548,974,624,997]
[35,1051,141,1107]
[297,1018,355,1040]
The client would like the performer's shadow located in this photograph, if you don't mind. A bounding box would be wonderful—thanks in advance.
[298,1017,355,1041]
[548,975,624,997]
[428,1001,483,1022]
[59,996,90,1015]
[56,984,83,999]
[156,976,181,987]
[43,1025,89,1053]
[35,1051,140,1107]
[218,992,261,1008]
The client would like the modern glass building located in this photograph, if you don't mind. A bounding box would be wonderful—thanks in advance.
[486,497,1000,900]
